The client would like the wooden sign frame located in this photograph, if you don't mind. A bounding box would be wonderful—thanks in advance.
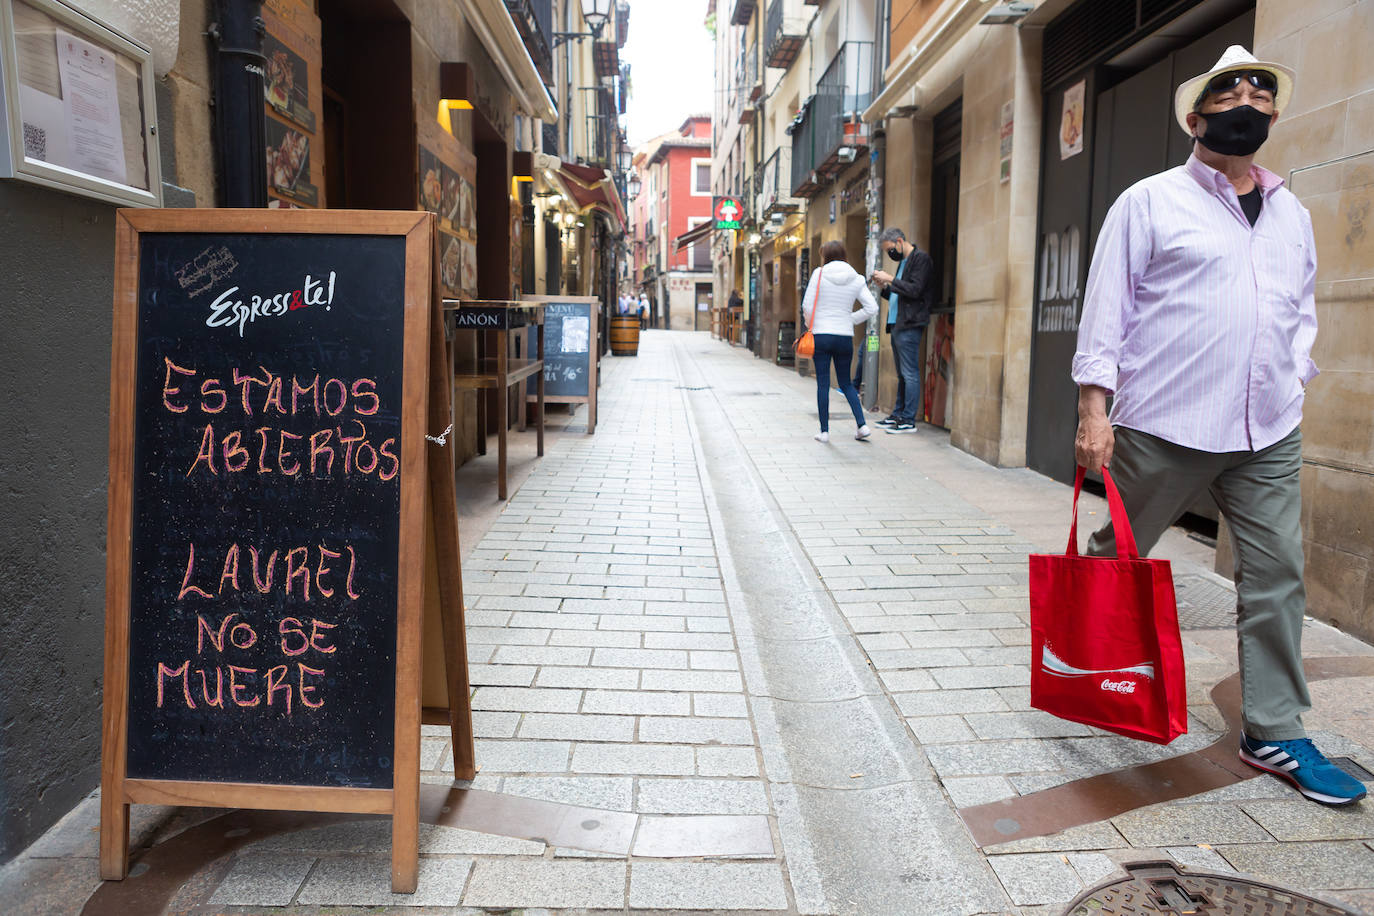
[520,294,598,434]
[99,209,469,894]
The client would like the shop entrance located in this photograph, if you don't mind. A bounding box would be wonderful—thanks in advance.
[320,0,412,209]
[924,99,960,428]
[777,250,797,365]
[694,283,713,331]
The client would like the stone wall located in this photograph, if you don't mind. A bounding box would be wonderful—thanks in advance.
[945,27,1039,467]
[1250,0,1374,639]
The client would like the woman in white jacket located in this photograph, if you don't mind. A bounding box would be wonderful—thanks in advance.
[801,240,879,442]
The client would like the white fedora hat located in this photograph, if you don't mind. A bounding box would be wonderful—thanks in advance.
[1173,44,1295,133]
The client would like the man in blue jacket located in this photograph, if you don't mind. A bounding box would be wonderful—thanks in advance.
[872,228,935,433]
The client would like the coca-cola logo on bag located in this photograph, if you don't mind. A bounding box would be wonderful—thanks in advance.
[1100,678,1138,694]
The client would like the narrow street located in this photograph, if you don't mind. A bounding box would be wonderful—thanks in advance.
[22,330,1374,914]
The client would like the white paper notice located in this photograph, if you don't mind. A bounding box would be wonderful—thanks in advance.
[55,29,127,184]
[18,84,69,166]
[563,316,590,353]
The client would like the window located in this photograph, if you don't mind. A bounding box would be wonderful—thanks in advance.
[692,159,711,196]
[687,217,711,271]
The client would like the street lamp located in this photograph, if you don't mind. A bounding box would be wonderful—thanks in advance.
[553,0,612,46]
[581,0,611,36]
[627,171,642,200]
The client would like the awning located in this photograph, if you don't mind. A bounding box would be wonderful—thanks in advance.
[549,161,626,231]
[674,220,716,252]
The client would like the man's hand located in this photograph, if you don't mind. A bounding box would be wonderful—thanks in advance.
[872,270,893,286]
[1074,385,1114,471]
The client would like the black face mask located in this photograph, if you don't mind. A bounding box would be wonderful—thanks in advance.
[886,247,904,263]
[1195,104,1271,157]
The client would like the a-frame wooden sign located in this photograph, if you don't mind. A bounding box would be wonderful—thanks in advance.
[99,208,474,893]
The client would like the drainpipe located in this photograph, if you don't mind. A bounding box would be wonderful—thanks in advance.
[209,0,267,207]
[859,0,891,410]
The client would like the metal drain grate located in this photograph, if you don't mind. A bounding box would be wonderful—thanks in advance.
[1066,860,1354,915]
[1174,574,1237,630]
[676,385,712,391]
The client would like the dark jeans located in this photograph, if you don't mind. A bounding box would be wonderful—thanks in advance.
[888,327,903,416]
[892,325,925,422]
[812,333,865,432]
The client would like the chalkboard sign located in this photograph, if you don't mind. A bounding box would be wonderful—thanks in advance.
[101,209,447,893]
[522,295,598,433]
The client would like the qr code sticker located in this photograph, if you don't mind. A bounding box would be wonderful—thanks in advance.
[23,122,46,160]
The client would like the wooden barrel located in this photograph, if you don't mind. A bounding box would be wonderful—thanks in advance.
[610,315,640,356]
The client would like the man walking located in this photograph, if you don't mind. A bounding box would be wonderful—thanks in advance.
[872,228,934,434]
[1074,47,1363,805]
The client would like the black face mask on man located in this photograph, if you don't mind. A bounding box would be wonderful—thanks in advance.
[1195,104,1271,156]
[886,247,904,263]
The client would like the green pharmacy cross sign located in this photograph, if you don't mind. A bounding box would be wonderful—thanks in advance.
[713,196,743,230]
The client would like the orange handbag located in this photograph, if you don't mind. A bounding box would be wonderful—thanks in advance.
[795,266,820,358]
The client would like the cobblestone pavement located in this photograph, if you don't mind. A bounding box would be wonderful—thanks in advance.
[7,330,1374,914]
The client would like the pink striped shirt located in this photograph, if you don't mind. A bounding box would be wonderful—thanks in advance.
[1072,153,1318,453]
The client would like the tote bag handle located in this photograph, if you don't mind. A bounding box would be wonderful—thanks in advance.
[805,266,821,331]
[1066,466,1140,560]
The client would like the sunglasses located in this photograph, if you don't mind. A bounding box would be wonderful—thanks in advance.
[1197,70,1278,106]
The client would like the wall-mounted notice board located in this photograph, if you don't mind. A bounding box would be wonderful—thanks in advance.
[100,208,473,894]
[521,295,598,434]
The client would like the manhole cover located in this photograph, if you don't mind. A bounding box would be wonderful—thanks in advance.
[1064,860,1355,915]
[1174,574,1238,630]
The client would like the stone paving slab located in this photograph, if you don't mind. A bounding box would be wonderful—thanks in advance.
[13,332,1374,915]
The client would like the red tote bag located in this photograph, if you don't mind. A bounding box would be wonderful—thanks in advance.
[1029,467,1187,745]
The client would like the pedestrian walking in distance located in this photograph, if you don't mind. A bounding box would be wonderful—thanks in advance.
[871,227,936,434]
[802,240,877,443]
[1074,46,1364,806]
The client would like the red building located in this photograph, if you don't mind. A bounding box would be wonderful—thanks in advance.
[628,115,713,330]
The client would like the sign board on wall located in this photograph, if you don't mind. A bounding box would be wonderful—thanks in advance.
[417,114,478,299]
[713,196,742,229]
[0,0,162,206]
[262,1,323,209]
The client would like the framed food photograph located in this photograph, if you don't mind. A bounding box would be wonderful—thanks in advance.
[261,1,322,207]
[0,0,162,206]
[419,144,442,215]
[441,164,459,226]
[459,236,477,297]
[265,112,317,206]
[439,228,461,299]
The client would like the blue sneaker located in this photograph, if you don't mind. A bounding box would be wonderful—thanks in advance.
[1240,734,1367,806]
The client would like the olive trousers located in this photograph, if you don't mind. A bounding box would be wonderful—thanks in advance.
[1087,426,1310,741]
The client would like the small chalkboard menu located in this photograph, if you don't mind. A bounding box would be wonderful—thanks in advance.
[100,209,465,894]
[522,295,598,433]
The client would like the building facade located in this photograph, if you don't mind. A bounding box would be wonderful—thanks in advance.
[627,115,714,331]
[710,0,1374,644]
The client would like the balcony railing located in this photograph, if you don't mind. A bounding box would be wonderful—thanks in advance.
[580,86,616,167]
[759,147,800,217]
[505,0,553,83]
[791,41,874,195]
[746,41,761,100]
[765,0,806,69]
[789,98,817,197]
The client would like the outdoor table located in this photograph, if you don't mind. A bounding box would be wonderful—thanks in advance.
[444,299,545,499]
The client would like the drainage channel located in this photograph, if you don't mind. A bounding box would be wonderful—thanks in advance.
[672,340,1009,916]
